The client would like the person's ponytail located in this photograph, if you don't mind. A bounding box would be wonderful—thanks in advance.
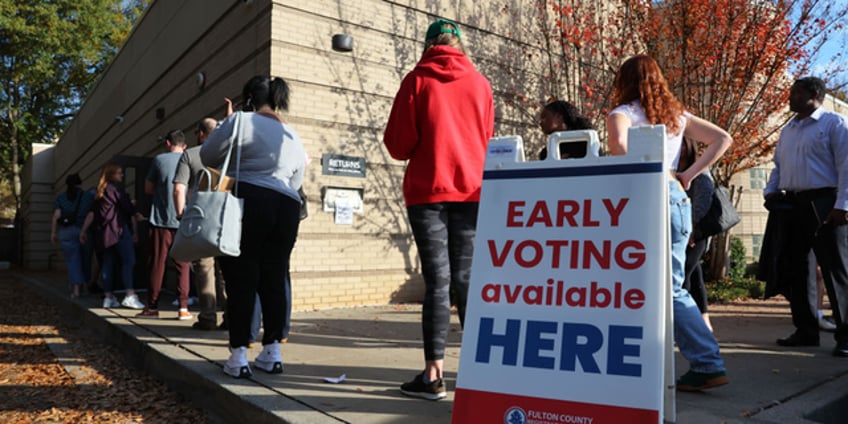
[270,77,290,112]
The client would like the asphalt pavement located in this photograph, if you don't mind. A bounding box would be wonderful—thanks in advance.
[11,270,848,423]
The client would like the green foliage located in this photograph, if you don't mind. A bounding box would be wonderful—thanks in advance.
[728,236,747,280]
[706,236,765,302]
[0,0,149,207]
[707,277,765,303]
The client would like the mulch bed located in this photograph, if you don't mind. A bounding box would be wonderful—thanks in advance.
[0,275,207,423]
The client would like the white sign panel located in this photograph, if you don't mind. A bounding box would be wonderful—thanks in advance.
[453,128,669,424]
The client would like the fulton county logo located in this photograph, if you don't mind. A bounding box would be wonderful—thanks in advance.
[504,406,527,424]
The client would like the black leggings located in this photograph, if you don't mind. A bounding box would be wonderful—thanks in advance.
[408,202,478,361]
[684,238,709,313]
[219,183,300,348]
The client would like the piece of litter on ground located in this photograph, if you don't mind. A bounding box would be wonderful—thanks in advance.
[324,374,346,384]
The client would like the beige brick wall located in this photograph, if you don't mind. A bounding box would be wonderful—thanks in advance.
[33,0,594,310]
[268,0,562,309]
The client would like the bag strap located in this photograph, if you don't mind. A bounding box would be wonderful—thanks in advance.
[216,112,242,196]
[234,111,242,197]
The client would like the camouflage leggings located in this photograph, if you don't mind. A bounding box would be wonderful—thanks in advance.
[407,202,478,361]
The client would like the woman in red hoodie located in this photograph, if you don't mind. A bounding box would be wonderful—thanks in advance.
[384,18,494,401]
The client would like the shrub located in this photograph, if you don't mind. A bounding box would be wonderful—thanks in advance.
[705,236,766,303]
[707,277,765,303]
[728,236,746,280]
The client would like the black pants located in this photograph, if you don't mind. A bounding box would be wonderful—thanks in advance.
[408,202,478,361]
[782,191,848,343]
[219,183,300,348]
[684,238,709,314]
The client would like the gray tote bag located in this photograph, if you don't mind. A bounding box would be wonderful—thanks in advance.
[170,113,245,262]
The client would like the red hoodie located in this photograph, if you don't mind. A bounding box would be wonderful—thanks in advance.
[383,45,495,207]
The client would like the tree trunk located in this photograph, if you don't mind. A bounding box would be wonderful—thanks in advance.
[9,108,21,210]
[706,231,731,280]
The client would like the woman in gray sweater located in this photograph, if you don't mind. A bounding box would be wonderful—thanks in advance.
[201,75,306,378]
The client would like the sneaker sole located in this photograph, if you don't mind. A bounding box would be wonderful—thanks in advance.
[400,389,447,400]
[178,315,193,321]
[255,360,284,374]
[676,376,729,392]
[192,323,217,330]
[223,365,252,378]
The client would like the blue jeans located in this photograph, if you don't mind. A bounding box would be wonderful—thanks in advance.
[670,182,724,373]
[58,225,85,285]
[100,225,135,293]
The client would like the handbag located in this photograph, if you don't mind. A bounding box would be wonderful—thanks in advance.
[298,187,308,220]
[170,113,245,262]
[695,181,740,240]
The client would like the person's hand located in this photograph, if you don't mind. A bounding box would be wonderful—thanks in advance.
[79,232,87,244]
[825,209,848,226]
[132,232,138,243]
[674,171,693,191]
[51,232,58,245]
[225,97,234,116]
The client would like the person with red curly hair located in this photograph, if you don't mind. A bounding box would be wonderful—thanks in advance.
[607,55,732,391]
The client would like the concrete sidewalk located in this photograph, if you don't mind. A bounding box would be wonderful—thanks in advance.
[12,270,848,423]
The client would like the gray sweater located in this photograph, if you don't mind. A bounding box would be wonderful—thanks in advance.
[200,111,305,203]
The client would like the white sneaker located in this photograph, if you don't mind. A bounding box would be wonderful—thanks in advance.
[254,341,284,374]
[819,316,837,331]
[171,296,199,307]
[224,346,252,378]
[121,294,145,310]
[102,297,121,308]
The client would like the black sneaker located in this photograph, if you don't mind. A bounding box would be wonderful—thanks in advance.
[676,370,729,392]
[192,320,218,331]
[400,373,447,400]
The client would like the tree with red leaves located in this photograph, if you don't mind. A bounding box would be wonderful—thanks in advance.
[504,0,848,278]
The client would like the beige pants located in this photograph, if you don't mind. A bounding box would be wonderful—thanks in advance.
[194,256,226,324]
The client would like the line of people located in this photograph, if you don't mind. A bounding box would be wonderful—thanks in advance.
[50,17,848,401]
[382,19,732,400]
[52,75,305,380]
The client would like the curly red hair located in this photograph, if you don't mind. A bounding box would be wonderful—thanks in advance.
[612,55,685,135]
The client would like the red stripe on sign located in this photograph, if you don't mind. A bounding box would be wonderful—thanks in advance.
[452,388,659,424]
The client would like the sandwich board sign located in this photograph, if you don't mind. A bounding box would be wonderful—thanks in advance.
[453,127,672,424]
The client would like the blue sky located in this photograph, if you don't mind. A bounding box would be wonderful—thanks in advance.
[812,32,848,87]
[803,2,848,89]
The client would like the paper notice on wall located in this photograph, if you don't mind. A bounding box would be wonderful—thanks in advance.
[335,198,354,225]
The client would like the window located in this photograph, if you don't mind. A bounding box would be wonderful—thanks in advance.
[751,234,763,259]
[749,168,768,190]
